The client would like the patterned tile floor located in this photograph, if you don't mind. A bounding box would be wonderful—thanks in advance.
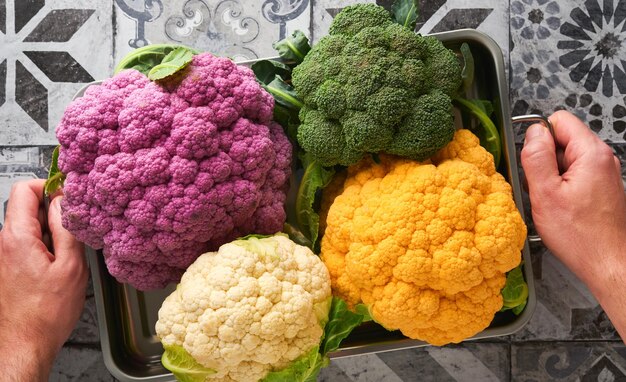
[0,0,625,381]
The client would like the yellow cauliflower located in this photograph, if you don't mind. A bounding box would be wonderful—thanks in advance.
[320,129,526,346]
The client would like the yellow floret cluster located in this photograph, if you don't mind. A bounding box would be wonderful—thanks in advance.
[320,129,527,346]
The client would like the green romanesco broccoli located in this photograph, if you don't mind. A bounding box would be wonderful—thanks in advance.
[292,3,462,167]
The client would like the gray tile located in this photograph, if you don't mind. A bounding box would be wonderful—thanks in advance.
[512,242,620,341]
[23,9,95,43]
[429,9,495,33]
[14,0,45,34]
[329,354,405,382]
[512,342,626,381]
[415,0,448,30]
[417,0,510,70]
[50,346,116,382]
[67,278,100,345]
[322,344,513,382]
[0,0,113,145]
[376,343,510,382]
[376,348,457,382]
[0,146,44,173]
[319,361,358,382]
[310,0,373,43]
[113,0,310,63]
[570,305,620,341]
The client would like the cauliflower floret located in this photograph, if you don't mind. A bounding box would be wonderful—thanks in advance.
[155,234,332,382]
[320,129,527,346]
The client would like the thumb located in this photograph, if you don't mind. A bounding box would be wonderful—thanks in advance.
[521,124,561,198]
[48,196,85,261]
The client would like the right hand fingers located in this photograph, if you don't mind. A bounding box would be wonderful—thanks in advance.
[614,155,622,179]
[549,110,601,149]
[549,110,612,172]
[521,123,561,199]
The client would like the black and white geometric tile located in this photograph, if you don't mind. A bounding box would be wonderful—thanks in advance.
[113,0,311,63]
[510,0,626,143]
[0,1,625,381]
[321,343,511,381]
[0,0,112,145]
[512,342,626,381]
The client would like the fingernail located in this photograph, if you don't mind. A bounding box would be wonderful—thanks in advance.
[52,196,63,210]
[524,124,546,145]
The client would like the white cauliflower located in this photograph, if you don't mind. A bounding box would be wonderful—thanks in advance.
[155,234,333,382]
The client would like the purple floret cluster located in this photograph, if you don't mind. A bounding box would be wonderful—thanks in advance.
[56,53,292,290]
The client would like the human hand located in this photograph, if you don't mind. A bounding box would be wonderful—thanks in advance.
[521,110,626,340]
[0,179,88,381]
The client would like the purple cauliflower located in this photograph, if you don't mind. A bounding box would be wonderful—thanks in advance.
[56,53,292,290]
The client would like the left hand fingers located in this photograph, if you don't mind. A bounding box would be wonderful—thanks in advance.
[2,180,51,260]
[4,179,46,231]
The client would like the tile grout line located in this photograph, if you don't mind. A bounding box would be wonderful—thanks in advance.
[508,340,512,382]
[425,347,501,382]
[309,0,315,42]
[111,1,117,75]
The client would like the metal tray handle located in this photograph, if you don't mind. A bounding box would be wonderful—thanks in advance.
[511,114,555,143]
[511,114,555,243]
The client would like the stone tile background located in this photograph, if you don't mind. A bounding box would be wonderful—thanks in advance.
[0,0,624,381]
[0,0,112,145]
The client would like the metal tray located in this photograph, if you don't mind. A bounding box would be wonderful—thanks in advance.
[87,29,536,381]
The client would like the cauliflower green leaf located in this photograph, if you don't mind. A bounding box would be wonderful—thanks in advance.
[148,47,196,81]
[251,60,301,142]
[282,223,313,248]
[261,346,327,382]
[114,44,199,79]
[44,145,65,196]
[354,304,373,323]
[272,30,312,65]
[232,235,282,261]
[500,264,529,315]
[295,157,335,251]
[391,0,419,30]
[320,297,366,355]
[161,345,216,382]
[459,42,475,93]
[251,60,292,85]
[264,76,304,111]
